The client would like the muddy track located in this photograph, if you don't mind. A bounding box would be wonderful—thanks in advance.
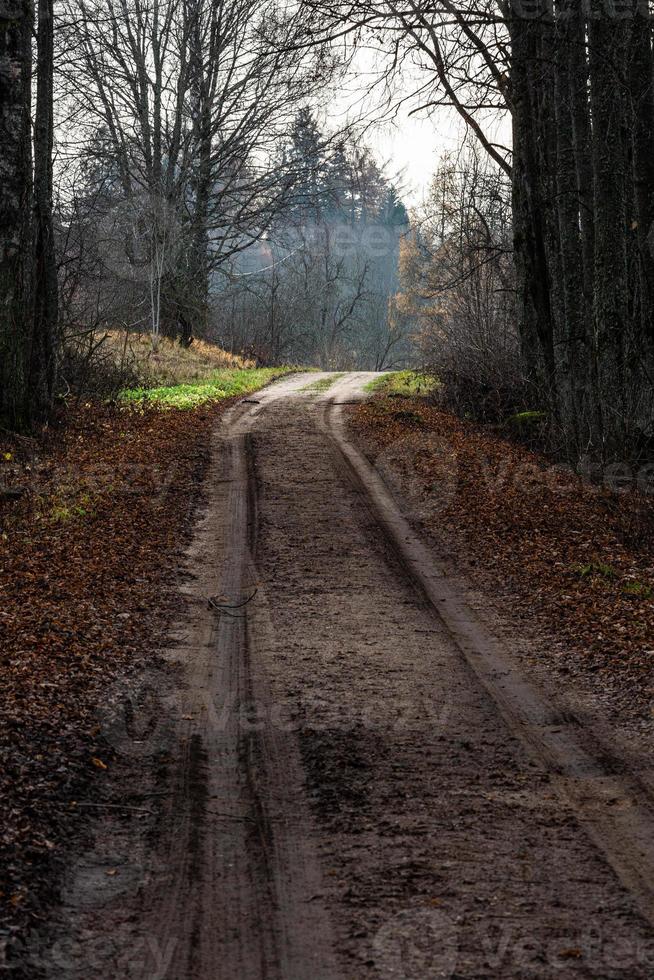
[128,375,342,980]
[323,376,654,931]
[37,372,654,979]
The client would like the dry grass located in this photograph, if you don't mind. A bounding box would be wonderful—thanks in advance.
[100,330,254,386]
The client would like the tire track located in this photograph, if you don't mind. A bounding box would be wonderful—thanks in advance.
[130,373,341,980]
[323,373,654,932]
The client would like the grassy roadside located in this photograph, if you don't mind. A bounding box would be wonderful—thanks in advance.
[98,330,253,386]
[364,370,440,397]
[349,376,654,705]
[120,367,295,409]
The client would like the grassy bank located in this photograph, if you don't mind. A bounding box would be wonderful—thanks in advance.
[364,370,440,397]
[120,367,295,409]
[100,330,252,386]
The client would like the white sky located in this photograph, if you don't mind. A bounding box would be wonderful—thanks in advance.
[327,46,512,209]
[367,110,465,207]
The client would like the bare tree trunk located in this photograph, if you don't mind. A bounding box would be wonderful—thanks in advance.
[190,0,211,335]
[567,8,595,318]
[509,2,556,402]
[32,0,58,417]
[553,0,592,455]
[588,9,630,458]
[0,0,33,429]
[628,6,654,361]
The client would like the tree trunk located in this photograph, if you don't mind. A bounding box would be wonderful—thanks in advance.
[509,3,557,405]
[553,0,593,455]
[628,6,654,361]
[0,0,33,429]
[32,0,58,418]
[588,9,631,458]
[567,7,595,322]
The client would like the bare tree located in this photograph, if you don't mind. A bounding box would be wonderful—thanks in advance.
[55,0,339,343]
[0,0,33,427]
[211,121,410,368]
[317,0,654,463]
[399,147,519,418]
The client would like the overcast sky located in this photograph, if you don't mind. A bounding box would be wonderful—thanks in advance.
[329,47,511,209]
[367,110,463,206]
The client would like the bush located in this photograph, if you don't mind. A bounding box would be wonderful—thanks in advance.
[59,331,141,402]
[419,315,532,424]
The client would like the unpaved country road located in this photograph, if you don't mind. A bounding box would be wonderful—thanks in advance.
[41,372,654,979]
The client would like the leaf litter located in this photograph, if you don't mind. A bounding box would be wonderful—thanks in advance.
[349,397,654,709]
[0,398,231,948]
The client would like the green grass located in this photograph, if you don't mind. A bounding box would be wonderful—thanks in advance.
[302,373,345,392]
[120,367,295,410]
[506,410,547,424]
[621,581,653,600]
[364,370,440,397]
[572,561,618,581]
[571,562,652,599]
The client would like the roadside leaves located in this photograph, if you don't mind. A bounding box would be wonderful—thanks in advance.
[350,398,654,694]
[0,398,226,938]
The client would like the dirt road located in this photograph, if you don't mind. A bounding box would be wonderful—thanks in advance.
[40,373,654,979]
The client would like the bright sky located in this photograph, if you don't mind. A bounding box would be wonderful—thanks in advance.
[328,46,511,209]
[367,109,464,206]
[325,48,445,206]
